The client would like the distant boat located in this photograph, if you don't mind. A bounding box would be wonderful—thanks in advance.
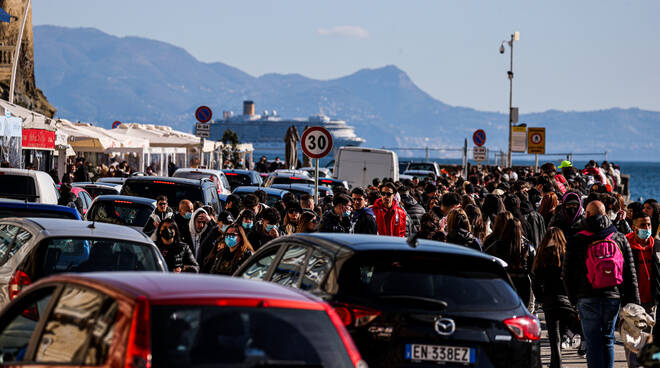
[204,101,365,160]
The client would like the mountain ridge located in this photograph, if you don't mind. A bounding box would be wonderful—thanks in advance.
[33,25,660,160]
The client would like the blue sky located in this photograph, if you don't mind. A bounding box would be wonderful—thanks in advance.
[33,0,660,113]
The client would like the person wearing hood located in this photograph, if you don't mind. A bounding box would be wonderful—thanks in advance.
[398,185,425,234]
[143,195,174,237]
[154,219,198,273]
[173,200,194,248]
[188,208,210,259]
[563,200,639,368]
[372,183,407,237]
[549,192,585,238]
[445,208,482,252]
[350,188,377,235]
[319,194,352,233]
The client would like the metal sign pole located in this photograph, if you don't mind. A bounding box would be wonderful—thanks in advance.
[534,154,539,172]
[200,137,205,168]
[314,158,319,206]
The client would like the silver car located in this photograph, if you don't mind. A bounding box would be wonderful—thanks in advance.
[0,217,167,307]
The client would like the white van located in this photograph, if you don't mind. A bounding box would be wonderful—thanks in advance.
[0,168,59,204]
[333,147,399,188]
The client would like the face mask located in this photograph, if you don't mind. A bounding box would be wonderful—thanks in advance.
[221,224,229,233]
[343,210,351,217]
[161,229,174,241]
[609,211,617,221]
[225,235,238,248]
[183,212,192,220]
[265,224,277,232]
[242,222,253,230]
[637,229,652,240]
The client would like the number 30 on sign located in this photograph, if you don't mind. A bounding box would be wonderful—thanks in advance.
[301,126,333,159]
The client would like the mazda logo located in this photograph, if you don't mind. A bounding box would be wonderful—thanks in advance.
[434,318,456,336]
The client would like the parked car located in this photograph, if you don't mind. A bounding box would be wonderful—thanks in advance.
[263,172,315,187]
[221,169,263,190]
[0,169,59,204]
[0,201,81,221]
[317,177,350,191]
[299,166,332,178]
[120,176,221,214]
[406,161,441,178]
[172,168,232,195]
[403,169,438,181]
[71,182,121,199]
[333,147,399,188]
[69,186,93,215]
[235,233,541,368]
[0,218,167,307]
[232,186,290,207]
[95,177,126,185]
[0,272,366,367]
[85,195,156,231]
[271,183,333,199]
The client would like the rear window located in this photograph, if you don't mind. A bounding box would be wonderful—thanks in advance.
[272,177,314,185]
[407,163,435,172]
[81,187,118,199]
[87,200,153,227]
[225,173,255,188]
[150,305,352,368]
[33,237,161,278]
[121,181,202,208]
[0,175,37,202]
[0,208,78,220]
[338,253,520,312]
[236,192,281,207]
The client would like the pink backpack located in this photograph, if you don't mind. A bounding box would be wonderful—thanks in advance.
[579,231,624,289]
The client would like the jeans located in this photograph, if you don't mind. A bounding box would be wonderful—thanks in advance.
[577,298,621,368]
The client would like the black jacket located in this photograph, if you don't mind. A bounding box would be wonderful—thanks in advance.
[351,207,378,235]
[400,195,425,233]
[491,239,535,307]
[156,241,199,273]
[446,228,482,252]
[523,211,546,248]
[210,247,253,275]
[532,264,573,310]
[74,165,90,182]
[172,213,193,249]
[319,210,350,233]
[247,221,279,251]
[562,215,640,305]
[197,224,221,268]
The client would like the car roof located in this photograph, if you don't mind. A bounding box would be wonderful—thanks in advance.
[44,272,320,302]
[0,201,81,216]
[290,233,498,260]
[174,168,223,175]
[73,182,121,188]
[3,218,152,243]
[123,176,206,186]
[272,184,332,192]
[268,171,312,178]
[233,186,289,196]
[92,195,157,205]
[404,170,436,174]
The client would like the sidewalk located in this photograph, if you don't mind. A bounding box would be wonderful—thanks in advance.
[539,312,629,367]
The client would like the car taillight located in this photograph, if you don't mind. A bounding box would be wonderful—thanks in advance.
[331,302,381,328]
[503,316,541,341]
[125,296,151,368]
[8,270,31,300]
[323,303,368,368]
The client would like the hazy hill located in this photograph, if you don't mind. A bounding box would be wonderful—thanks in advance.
[34,25,660,160]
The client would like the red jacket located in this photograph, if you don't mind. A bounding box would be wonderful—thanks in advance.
[372,198,407,237]
[626,232,655,304]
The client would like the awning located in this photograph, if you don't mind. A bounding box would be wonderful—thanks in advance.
[114,123,219,152]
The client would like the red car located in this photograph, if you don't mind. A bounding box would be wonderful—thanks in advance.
[0,272,366,367]
[56,185,93,215]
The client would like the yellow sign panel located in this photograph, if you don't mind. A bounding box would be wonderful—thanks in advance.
[527,127,545,154]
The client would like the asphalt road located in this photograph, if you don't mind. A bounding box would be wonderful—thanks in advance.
[539,311,629,368]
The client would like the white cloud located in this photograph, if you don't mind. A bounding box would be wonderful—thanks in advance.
[317,26,370,39]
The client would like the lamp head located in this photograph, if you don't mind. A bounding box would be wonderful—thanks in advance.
[499,44,505,54]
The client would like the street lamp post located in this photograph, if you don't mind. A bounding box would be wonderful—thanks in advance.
[500,31,519,168]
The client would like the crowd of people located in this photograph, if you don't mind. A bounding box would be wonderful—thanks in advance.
[119,157,653,368]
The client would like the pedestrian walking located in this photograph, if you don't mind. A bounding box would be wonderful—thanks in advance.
[154,219,199,273]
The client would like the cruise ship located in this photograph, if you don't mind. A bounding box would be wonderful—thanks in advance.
[205,101,365,160]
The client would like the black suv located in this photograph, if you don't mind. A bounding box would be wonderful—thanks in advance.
[120,176,221,214]
[234,233,541,368]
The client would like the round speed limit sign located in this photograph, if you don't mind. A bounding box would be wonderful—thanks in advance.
[531,133,543,144]
[301,126,333,159]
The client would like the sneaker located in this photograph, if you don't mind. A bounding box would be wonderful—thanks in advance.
[577,341,587,356]
[571,334,582,349]
[561,336,571,350]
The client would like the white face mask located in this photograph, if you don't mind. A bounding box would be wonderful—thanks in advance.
[608,211,617,221]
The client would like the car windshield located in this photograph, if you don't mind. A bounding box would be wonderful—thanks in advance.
[80,186,118,199]
[272,177,314,185]
[225,173,255,189]
[0,175,37,202]
[150,305,352,368]
[87,200,153,227]
[338,253,520,312]
[407,163,435,171]
[0,208,78,220]
[121,181,203,209]
[38,237,161,277]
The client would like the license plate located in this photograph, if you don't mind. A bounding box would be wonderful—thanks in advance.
[405,344,475,364]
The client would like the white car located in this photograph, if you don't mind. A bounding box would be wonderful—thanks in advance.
[298,167,331,178]
[172,168,232,195]
[0,168,59,204]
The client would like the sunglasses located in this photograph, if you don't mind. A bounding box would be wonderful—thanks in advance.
[380,191,394,197]
[157,202,168,206]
